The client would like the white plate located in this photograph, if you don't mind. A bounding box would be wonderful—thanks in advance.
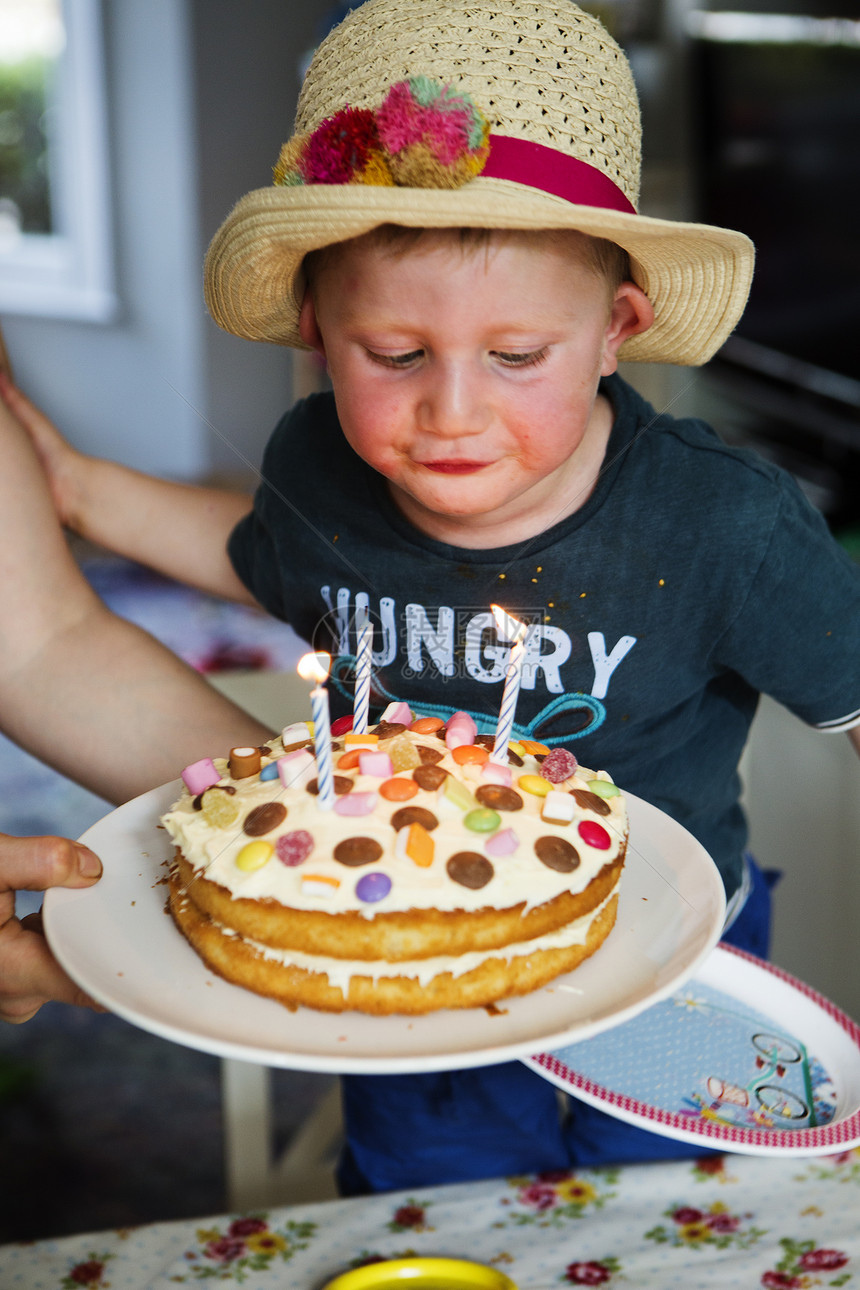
[525,944,860,1156]
[43,781,725,1073]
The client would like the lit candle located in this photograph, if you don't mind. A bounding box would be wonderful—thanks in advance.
[353,617,373,735]
[490,606,529,764]
[297,651,335,809]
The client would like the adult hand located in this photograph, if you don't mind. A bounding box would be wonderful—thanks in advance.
[0,832,104,1023]
[0,369,85,531]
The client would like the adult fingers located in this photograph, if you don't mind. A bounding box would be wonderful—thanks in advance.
[0,912,104,1022]
[0,834,103,1022]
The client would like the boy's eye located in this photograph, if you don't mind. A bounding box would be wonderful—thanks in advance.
[493,348,549,368]
[368,349,424,368]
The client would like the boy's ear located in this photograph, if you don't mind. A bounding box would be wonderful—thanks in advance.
[601,282,655,375]
[298,288,326,356]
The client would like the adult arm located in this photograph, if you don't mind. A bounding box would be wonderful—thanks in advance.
[0,373,257,604]
[0,391,272,803]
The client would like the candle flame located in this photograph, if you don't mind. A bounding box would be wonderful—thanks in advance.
[491,604,529,645]
[297,651,331,685]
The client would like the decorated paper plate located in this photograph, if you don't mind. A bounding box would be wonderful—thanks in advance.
[43,780,724,1073]
[321,1258,518,1290]
[524,943,860,1156]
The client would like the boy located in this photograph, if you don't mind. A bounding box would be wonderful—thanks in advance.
[4,0,858,1187]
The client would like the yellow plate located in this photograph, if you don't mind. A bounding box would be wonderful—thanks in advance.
[321,1256,519,1290]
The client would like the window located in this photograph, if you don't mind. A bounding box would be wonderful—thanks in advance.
[0,0,116,320]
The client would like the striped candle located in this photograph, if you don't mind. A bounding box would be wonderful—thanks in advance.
[297,652,335,810]
[490,606,529,764]
[353,619,373,734]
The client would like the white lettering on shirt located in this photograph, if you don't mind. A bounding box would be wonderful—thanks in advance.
[321,588,637,697]
[405,603,455,676]
[587,631,637,699]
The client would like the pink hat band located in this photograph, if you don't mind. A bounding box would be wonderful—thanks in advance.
[483,134,636,215]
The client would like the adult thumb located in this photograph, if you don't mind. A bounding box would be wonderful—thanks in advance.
[0,833,102,898]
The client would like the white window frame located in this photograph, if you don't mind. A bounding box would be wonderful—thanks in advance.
[0,0,116,321]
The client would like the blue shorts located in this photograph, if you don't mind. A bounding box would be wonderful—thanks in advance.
[336,858,780,1195]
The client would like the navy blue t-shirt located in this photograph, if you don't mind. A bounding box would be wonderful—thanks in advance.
[229,374,860,899]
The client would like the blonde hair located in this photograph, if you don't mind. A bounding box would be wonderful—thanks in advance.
[304,225,631,296]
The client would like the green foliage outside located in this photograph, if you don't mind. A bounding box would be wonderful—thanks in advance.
[0,56,53,234]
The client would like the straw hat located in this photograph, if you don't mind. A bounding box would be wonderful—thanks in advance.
[204,0,754,366]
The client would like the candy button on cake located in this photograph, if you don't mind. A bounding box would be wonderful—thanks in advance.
[162,707,628,1015]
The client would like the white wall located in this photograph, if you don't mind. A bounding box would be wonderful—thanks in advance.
[741,698,860,1022]
[189,0,332,476]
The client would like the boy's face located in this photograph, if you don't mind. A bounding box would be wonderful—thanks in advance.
[300,231,652,547]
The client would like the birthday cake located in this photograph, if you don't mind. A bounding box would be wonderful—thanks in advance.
[162,706,627,1015]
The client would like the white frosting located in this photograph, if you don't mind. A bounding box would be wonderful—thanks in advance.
[161,729,627,918]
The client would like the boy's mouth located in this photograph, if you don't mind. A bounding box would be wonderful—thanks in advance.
[420,460,489,475]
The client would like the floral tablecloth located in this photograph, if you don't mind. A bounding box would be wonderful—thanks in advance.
[3,1150,860,1289]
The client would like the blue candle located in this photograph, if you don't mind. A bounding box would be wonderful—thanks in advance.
[353,618,373,734]
[297,652,335,809]
[490,606,528,764]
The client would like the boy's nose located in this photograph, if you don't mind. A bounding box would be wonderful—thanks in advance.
[421,365,489,438]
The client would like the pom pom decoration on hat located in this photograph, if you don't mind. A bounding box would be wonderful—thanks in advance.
[273,76,491,191]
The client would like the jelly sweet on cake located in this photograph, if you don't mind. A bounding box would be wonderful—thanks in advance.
[162,707,627,1015]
